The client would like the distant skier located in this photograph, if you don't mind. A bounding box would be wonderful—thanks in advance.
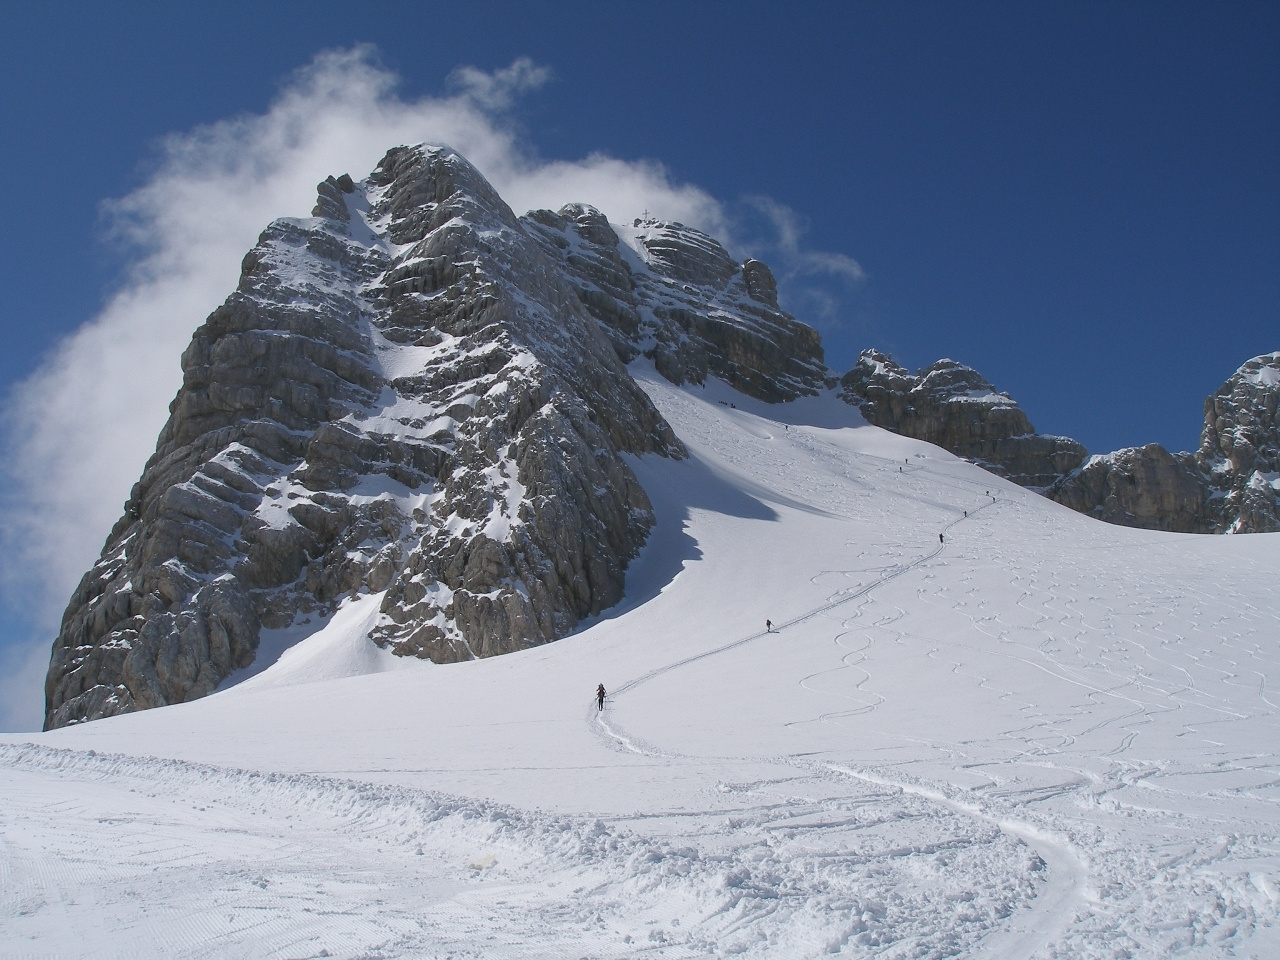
[596,683,606,711]
[939,533,944,544]
[766,619,772,633]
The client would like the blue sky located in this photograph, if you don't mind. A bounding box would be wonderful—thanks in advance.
[0,1,1275,730]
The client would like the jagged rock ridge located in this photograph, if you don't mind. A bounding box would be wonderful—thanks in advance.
[49,145,740,729]
[524,204,829,402]
[1048,445,1212,533]
[841,347,1279,534]
[839,349,1088,489]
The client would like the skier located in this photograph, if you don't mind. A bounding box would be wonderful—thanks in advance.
[939,533,944,544]
[596,683,606,711]
[766,619,772,633]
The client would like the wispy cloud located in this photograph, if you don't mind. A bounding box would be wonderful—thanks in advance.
[446,56,553,111]
[745,194,866,283]
[739,195,865,325]
[0,638,49,733]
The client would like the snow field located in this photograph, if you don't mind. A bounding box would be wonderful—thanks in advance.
[2,364,1278,958]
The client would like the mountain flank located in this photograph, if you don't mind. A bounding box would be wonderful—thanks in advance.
[44,144,1278,729]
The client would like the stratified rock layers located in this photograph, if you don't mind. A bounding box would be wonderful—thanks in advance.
[1049,445,1213,533]
[46,146,703,729]
[1196,352,1280,532]
[524,204,829,402]
[841,348,1279,534]
[839,349,1087,488]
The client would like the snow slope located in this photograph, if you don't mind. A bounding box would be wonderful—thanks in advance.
[3,364,1278,959]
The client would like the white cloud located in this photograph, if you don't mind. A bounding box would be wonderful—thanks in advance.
[446,56,552,111]
[0,634,49,733]
[745,194,866,283]
[735,194,866,330]
[795,250,867,284]
[746,194,806,253]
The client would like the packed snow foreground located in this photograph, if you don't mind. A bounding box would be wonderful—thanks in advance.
[2,367,1278,959]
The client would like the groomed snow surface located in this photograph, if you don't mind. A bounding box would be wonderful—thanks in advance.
[4,365,1279,959]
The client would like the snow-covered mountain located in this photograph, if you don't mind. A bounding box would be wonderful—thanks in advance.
[5,365,1278,958]
[42,145,1280,736]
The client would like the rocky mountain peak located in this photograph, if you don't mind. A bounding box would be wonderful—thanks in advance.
[630,217,740,288]
[741,259,780,309]
[42,140,1278,731]
[1049,445,1212,533]
[369,144,517,244]
[1048,352,1279,533]
[44,143,697,730]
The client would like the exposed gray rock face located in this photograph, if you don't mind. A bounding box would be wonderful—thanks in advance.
[841,348,1279,533]
[46,145,689,730]
[46,139,1274,729]
[1048,445,1213,532]
[1049,353,1280,533]
[1198,352,1280,533]
[524,205,829,402]
[839,349,1087,488]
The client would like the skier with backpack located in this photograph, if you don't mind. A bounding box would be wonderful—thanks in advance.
[596,684,606,711]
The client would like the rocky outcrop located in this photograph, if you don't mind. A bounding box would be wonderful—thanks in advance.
[839,348,1279,533]
[1048,445,1213,532]
[1049,353,1280,533]
[524,205,829,402]
[839,349,1087,488]
[1198,353,1280,533]
[45,146,693,729]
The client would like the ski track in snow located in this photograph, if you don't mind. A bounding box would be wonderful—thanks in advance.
[589,370,1280,958]
[595,496,1091,960]
[3,368,1279,958]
